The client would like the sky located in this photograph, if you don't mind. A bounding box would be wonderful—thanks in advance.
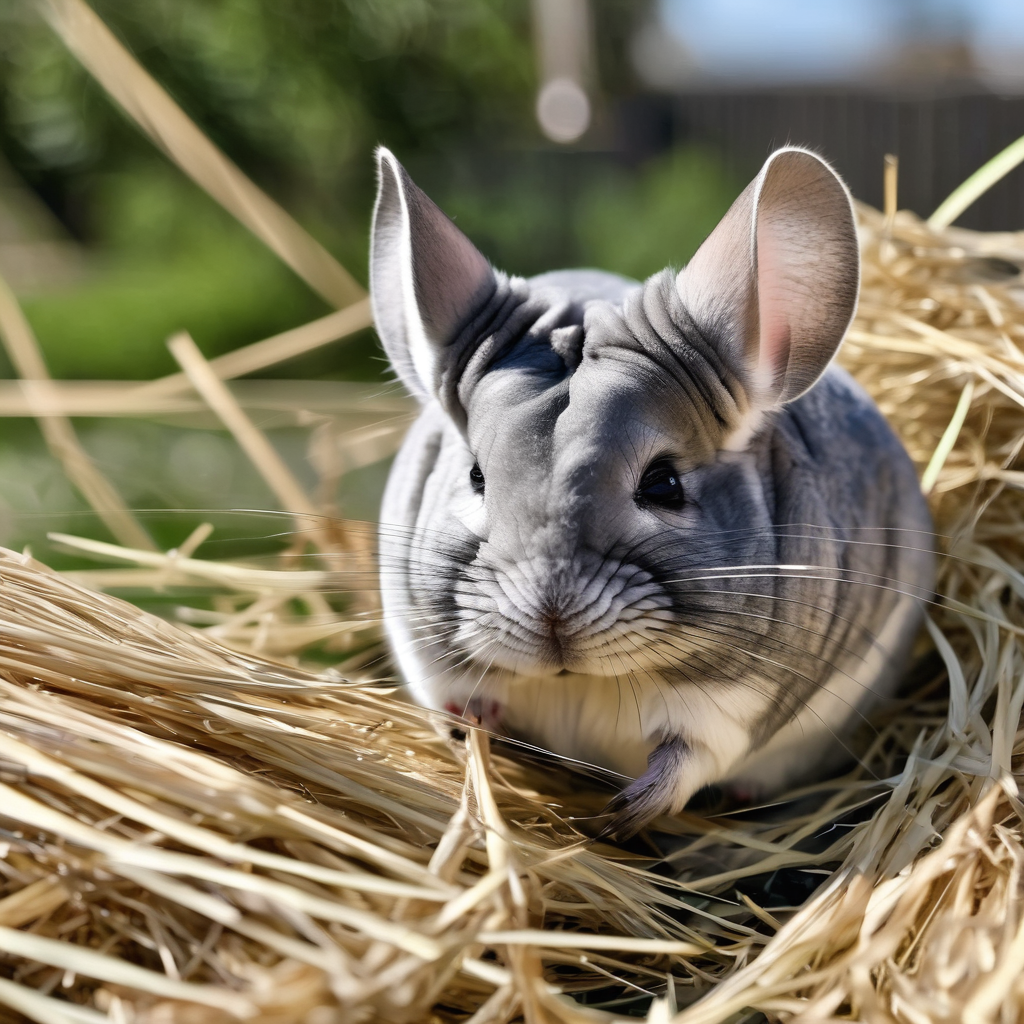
[651,0,1024,88]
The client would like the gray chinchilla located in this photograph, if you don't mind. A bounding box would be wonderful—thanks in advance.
[370,146,935,838]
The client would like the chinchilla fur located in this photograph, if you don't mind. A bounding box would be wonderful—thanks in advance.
[369,146,935,838]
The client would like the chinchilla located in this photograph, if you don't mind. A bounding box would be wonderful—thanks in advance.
[370,145,935,838]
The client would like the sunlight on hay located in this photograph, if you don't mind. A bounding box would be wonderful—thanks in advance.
[0,1,1022,1020]
[0,205,1019,1024]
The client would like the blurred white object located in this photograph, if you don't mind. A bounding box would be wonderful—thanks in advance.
[532,0,594,143]
[536,77,591,143]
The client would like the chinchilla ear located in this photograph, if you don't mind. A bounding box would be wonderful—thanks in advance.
[370,147,496,401]
[676,147,859,411]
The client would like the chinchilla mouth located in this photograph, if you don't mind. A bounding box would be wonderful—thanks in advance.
[452,553,677,676]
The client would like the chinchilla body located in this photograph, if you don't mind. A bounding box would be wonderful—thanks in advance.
[371,147,935,836]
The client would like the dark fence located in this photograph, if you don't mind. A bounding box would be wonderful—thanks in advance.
[617,90,1024,231]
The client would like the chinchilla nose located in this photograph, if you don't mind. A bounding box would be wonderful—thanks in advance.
[511,553,602,617]
[495,552,617,655]
[534,575,581,642]
[457,542,671,676]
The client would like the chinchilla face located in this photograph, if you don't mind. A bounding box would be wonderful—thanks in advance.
[445,272,784,683]
[370,147,933,837]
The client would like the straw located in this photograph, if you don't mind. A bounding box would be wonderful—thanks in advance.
[0,377,411,420]
[0,926,256,1017]
[1,2,1023,1017]
[36,0,365,310]
[0,273,155,551]
[929,131,1024,230]
[883,153,898,233]
[167,331,324,542]
[139,298,374,399]
[920,376,976,494]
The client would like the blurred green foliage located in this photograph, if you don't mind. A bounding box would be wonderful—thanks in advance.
[0,0,538,238]
[576,146,742,279]
[0,0,537,378]
[0,0,738,384]
[19,168,328,379]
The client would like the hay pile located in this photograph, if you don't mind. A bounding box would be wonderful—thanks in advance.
[1,3,1024,1021]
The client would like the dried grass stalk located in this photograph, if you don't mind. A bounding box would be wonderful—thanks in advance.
[166,332,325,548]
[0,274,154,552]
[35,0,365,310]
[140,300,374,399]
[0,378,411,423]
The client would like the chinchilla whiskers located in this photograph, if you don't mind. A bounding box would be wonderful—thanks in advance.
[377,564,917,597]
[375,522,944,569]
[457,639,511,716]
[374,574,922,653]
[397,580,878,683]
[650,628,880,734]
[660,562,919,585]
[603,643,758,740]
[379,640,488,695]
[653,620,882,711]
[400,604,878,696]
[404,626,466,658]
[761,529,939,558]
[596,636,874,765]
[403,614,483,655]
[670,602,892,680]
[661,610,871,675]
[670,587,888,649]
[649,625,811,689]
[609,655,646,734]
[613,653,681,729]
[622,648,813,749]
[638,656,876,780]
[374,527,945,600]
[376,519,483,546]
[417,626,504,680]
[398,607,467,629]
[618,521,940,549]
[374,532,943,575]
[306,518,942,559]
[419,622,491,663]
[658,566,935,604]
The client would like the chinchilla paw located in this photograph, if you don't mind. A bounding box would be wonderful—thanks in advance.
[444,698,504,731]
[598,736,690,841]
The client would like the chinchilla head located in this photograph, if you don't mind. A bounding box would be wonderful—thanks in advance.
[371,146,863,689]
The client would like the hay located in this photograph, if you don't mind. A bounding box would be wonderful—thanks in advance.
[0,198,1017,1024]
[1,2,1024,1019]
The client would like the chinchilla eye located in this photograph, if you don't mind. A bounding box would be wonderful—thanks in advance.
[636,459,684,510]
[469,462,485,495]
